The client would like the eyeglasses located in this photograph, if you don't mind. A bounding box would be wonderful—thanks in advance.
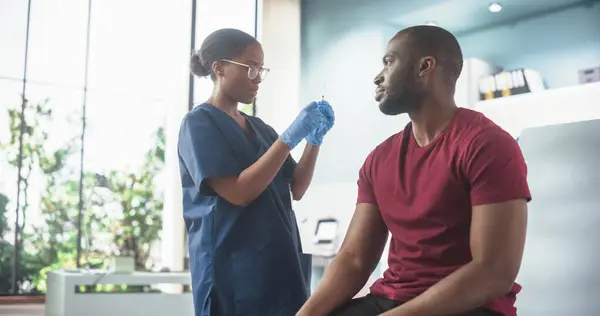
[220,59,270,81]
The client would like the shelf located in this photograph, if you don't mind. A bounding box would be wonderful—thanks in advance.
[473,82,600,137]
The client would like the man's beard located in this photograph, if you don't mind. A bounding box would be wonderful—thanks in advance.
[379,85,424,115]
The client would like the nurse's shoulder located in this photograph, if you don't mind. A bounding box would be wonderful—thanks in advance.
[179,104,214,135]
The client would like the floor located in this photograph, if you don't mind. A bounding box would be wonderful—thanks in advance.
[0,305,43,316]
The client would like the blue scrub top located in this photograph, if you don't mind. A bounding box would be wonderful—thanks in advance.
[178,104,310,316]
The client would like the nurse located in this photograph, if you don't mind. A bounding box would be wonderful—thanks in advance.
[178,28,335,316]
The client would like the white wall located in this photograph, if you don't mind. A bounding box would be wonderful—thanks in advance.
[300,27,410,185]
[160,0,194,291]
[296,5,409,259]
[293,5,415,292]
[295,23,409,249]
[458,3,600,89]
[256,0,302,133]
[240,3,410,250]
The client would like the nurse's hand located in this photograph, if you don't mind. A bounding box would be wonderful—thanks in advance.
[306,100,335,146]
[280,101,325,149]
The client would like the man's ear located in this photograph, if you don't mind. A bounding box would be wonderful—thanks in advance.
[418,56,436,77]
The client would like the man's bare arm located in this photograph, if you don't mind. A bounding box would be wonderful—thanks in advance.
[382,199,528,316]
[297,203,389,316]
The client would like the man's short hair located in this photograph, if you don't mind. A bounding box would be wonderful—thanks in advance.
[396,25,464,85]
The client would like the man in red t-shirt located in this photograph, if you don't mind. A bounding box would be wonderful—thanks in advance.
[297,26,530,316]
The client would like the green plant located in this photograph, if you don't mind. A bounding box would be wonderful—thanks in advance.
[0,193,8,237]
[1,97,166,294]
[85,127,165,270]
[28,127,166,293]
[0,193,42,293]
[0,98,76,294]
[0,192,13,292]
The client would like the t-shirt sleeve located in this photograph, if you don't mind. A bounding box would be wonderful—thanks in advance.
[357,152,377,205]
[178,111,243,196]
[464,128,531,206]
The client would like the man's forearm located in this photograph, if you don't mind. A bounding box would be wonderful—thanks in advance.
[383,262,513,316]
[297,252,372,316]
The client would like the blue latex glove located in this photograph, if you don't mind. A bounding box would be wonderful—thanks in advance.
[306,101,335,146]
[280,101,324,149]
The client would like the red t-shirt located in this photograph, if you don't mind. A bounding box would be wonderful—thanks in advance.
[357,108,531,316]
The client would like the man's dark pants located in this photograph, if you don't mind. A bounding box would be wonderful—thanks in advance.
[329,294,502,316]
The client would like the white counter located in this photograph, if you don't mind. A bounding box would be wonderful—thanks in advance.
[45,270,193,316]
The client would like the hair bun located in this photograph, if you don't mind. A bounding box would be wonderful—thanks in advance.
[190,51,211,77]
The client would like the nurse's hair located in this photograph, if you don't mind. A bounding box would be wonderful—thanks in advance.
[190,28,258,80]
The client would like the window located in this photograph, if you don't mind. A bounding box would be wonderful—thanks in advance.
[26,0,88,87]
[0,0,28,79]
[0,79,24,295]
[0,0,194,296]
[193,0,258,114]
[87,0,190,100]
[18,83,83,293]
[1,0,259,297]
[82,93,167,271]
[82,0,189,275]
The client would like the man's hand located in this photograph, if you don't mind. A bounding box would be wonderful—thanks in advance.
[296,203,389,316]
[382,199,527,316]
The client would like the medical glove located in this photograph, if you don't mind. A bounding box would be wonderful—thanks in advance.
[306,101,335,146]
[280,101,325,149]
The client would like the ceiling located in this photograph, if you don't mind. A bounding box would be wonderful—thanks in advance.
[337,0,599,35]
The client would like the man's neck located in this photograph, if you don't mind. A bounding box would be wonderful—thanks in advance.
[408,98,458,147]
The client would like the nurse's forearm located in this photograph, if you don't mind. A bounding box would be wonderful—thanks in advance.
[291,144,320,200]
[225,138,292,206]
